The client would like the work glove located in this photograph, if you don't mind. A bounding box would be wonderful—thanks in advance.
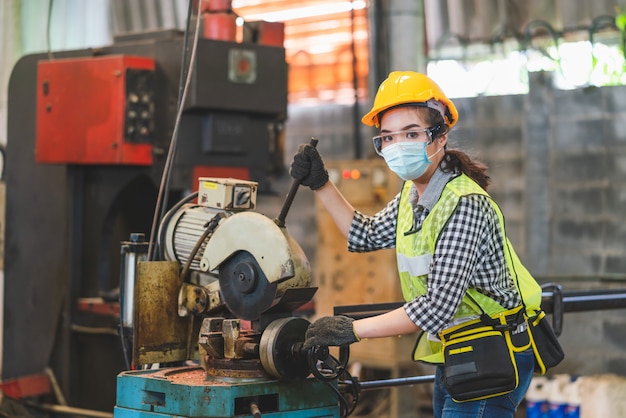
[289,143,329,191]
[303,316,360,348]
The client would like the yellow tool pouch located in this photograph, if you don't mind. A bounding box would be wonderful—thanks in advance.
[527,310,565,375]
[439,307,526,402]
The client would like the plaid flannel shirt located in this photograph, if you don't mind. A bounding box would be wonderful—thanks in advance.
[347,167,521,334]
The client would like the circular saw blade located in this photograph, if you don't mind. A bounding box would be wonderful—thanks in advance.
[218,251,278,320]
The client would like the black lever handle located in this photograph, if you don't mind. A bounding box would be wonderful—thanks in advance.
[275,137,319,227]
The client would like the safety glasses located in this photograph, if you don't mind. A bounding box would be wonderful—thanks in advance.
[372,125,440,156]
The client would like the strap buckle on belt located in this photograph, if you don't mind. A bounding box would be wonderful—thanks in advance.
[479,307,525,332]
[480,314,516,331]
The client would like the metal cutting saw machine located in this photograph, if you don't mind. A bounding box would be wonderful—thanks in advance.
[115,175,347,418]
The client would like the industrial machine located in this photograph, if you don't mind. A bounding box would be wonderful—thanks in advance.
[3,6,290,411]
[114,175,346,417]
[3,3,356,415]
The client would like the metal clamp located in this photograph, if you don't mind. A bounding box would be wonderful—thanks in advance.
[541,282,564,336]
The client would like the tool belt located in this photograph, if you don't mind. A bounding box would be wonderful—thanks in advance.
[439,304,564,402]
[439,305,530,402]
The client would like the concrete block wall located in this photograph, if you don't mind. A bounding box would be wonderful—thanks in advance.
[546,78,626,276]
[451,94,528,259]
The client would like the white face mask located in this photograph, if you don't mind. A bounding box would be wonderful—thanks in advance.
[381,142,443,181]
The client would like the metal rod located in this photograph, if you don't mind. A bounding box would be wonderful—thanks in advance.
[249,401,262,418]
[341,375,435,392]
[45,367,67,406]
[334,288,626,318]
[541,291,626,313]
[25,402,113,418]
[334,302,402,319]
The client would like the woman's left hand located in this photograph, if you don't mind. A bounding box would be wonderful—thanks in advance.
[303,315,359,348]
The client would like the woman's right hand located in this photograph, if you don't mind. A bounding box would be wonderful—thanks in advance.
[289,143,329,191]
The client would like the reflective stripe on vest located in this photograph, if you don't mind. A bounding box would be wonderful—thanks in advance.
[397,253,432,277]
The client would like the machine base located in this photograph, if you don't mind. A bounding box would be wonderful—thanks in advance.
[114,366,340,418]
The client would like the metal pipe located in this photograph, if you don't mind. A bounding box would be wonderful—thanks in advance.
[341,374,435,392]
[45,367,67,406]
[541,290,626,313]
[120,233,149,329]
[349,1,362,159]
[249,401,262,418]
[334,288,626,318]
[25,402,113,418]
[241,342,259,356]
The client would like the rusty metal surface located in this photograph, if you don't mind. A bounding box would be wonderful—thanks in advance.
[198,317,261,360]
[203,358,269,379]
[178,282,221,316]
[198,318,225,358]
[133,260,197,365]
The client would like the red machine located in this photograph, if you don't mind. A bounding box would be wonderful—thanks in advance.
[35,55,155,165]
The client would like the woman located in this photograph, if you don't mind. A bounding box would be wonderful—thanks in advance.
[289,71,543,417]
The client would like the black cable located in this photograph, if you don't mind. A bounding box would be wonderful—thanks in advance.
[46,0,55,60]
[349,0,361,159]
[119,324,132,370]
[0,145,5,181]
[324,369,359,418]
[157,191,198,260]
[325,379,351,418]
[342,373,360,417]
[147,0,203,261]
[371,0,389,85]
[157,0,195,226]
[179,213,225,283]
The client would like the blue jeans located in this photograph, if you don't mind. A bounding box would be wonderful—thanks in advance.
[433,349,535,418]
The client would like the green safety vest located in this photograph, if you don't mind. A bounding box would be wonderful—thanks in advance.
[396,173,542,363]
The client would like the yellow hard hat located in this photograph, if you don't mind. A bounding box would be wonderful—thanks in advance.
[361,71,458,129]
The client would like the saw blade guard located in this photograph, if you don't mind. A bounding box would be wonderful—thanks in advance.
[202,211,311,286]
[203,211,312,318]
[159,203,312,319]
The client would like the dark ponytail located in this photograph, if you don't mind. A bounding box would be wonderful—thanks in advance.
[441,150,491,190]
[414,106,492,190]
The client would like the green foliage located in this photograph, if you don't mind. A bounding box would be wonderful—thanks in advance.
[615,13,626,31]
